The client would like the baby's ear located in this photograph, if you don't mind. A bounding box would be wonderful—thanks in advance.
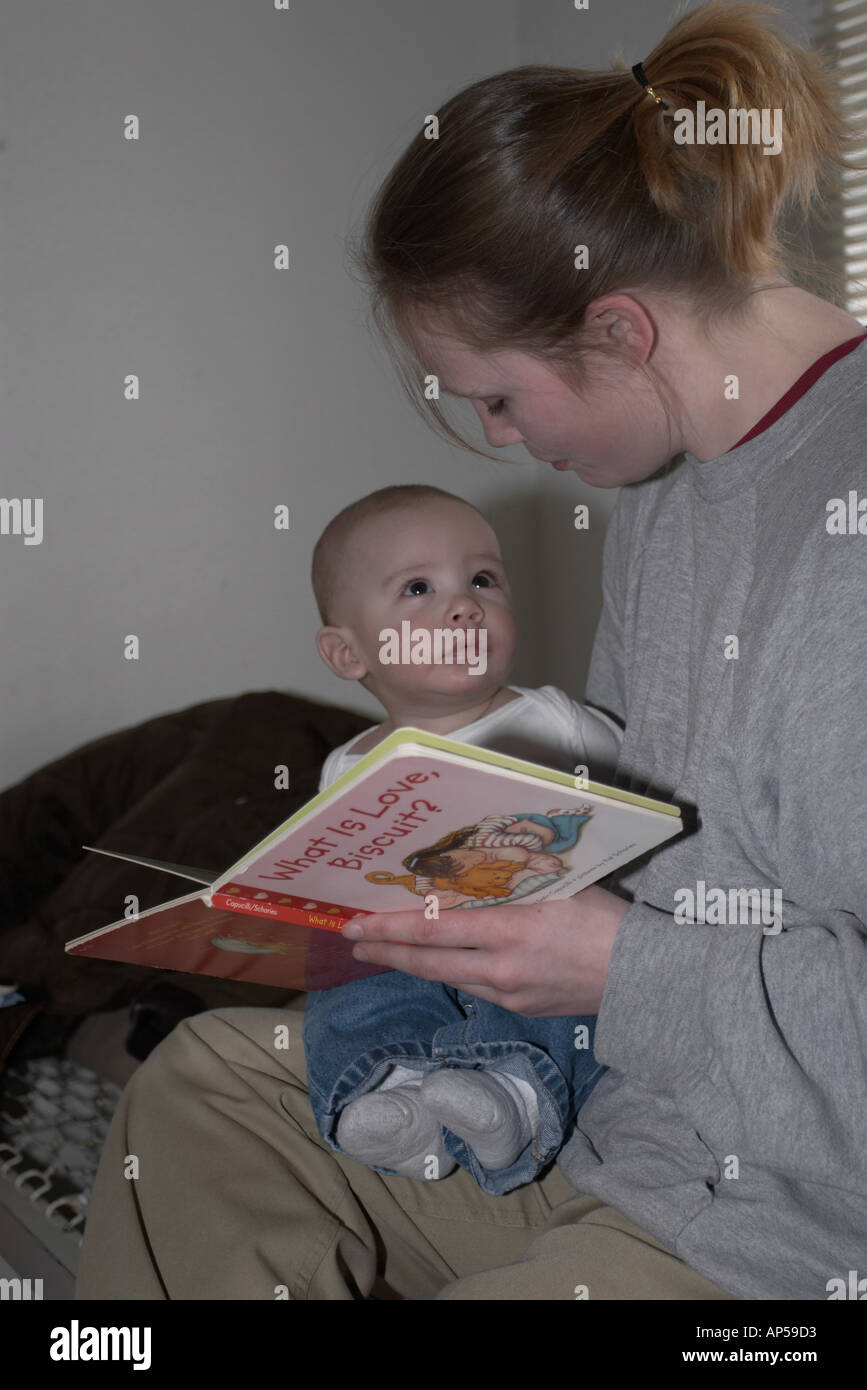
[316,626,368,681]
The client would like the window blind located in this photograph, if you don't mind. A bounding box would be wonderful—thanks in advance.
[814,0,867,317]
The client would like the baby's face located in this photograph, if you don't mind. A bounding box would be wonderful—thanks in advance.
[339,499,518,703]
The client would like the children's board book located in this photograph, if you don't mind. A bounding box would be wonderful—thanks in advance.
[66,726,682,992]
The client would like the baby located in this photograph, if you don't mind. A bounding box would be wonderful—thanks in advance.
[303,483,623,1194]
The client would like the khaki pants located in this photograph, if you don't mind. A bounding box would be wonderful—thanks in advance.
[75,1004,733,1301]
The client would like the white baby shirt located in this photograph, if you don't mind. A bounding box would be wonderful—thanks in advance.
[318,685,623,793]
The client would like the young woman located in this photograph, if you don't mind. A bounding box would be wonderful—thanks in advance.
[76,0,867,1300]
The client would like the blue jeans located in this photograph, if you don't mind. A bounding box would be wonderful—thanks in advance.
[303,971,606,1195]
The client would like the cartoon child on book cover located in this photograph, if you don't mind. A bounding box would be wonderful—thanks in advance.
[366,807,593,908]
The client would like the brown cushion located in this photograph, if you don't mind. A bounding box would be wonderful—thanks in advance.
[0,689,370,1067]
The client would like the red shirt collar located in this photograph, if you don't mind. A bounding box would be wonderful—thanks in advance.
[727,331,867,453]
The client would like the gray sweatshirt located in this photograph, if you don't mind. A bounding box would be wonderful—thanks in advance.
[556,335,867,1300]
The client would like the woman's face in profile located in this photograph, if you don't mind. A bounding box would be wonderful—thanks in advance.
[411,323,674,488]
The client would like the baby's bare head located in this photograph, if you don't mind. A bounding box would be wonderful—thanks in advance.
[312,484,497,629]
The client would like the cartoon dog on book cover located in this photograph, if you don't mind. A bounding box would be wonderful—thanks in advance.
[365,806,594,909]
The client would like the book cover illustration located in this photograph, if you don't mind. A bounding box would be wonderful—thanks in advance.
[360,807,596,909]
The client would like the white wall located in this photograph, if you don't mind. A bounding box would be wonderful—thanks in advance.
[0,0,823,791]
[0,0,523,789]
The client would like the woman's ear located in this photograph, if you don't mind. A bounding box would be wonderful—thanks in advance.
[584,292,657,363]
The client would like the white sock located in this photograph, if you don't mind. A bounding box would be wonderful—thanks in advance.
[420,1066,539,1170]
[335,1067,456,1180]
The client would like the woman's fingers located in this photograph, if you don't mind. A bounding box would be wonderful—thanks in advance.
[342,905,522,988]
[350,939,496,987]
[339,889,628,1015]
[343,904,511,951]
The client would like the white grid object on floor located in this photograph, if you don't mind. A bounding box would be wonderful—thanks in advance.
[0,1056,123,1299]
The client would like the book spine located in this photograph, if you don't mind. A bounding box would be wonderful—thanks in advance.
[209,889,356,935]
